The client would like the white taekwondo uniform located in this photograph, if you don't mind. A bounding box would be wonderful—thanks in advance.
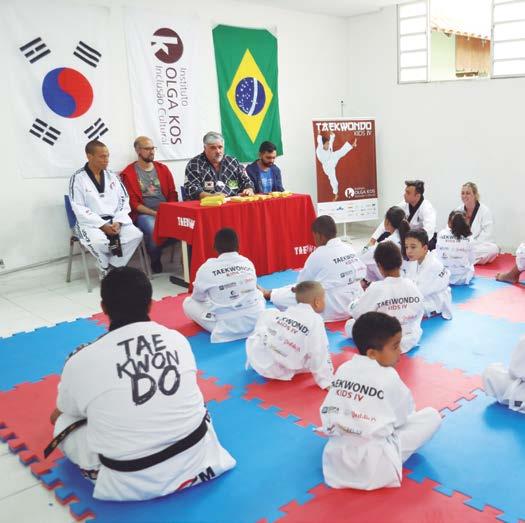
[271,238,366,322]
[483,337,525,414]
[516,243,525,272]
[183,252,265,343]
[455,203,499,265]
[320,355,441,490]
[69,165,143,272]
[345,276,425,353]
[54,321,236,501]
[372,199,436,242]
[404,252,453,320]
[315,134,353,196]
[245,303,334,389]
[435,227,475,285]
[359,230,409,282]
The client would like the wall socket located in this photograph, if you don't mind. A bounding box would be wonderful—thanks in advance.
[0,259,4,269]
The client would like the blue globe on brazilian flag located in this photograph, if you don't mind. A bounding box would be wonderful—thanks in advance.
[213,25,283,162]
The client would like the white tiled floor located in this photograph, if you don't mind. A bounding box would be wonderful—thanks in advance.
[0,230,371,522]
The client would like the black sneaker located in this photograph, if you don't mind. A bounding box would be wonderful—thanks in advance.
[151,259,163,274]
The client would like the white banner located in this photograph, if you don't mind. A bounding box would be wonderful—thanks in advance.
[4,2,113,178]
[124,8,201,161]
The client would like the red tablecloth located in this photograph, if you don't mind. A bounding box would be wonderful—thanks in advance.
[153,194,317,284]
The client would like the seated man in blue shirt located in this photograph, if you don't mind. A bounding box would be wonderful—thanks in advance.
[246,141,284,194]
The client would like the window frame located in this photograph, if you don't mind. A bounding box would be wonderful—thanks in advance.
[397,0,430,84]
[492,0,525,78]
[397,0,525,83]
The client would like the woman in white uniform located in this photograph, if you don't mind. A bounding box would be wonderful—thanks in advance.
[456,182,499,265]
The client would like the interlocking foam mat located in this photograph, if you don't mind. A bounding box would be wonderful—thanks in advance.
[1,262,524,522]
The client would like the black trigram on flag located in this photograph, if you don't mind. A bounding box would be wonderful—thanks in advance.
[84,118,108,140]
[74,41,101,68]
[29,119,61,146]
[20,37,51,64]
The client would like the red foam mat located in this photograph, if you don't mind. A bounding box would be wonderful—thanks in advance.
[265,477,502,523]
[459,285,525,323]
[90,293,204,337]
[244,350,483,428]
[475,253,518,279]
[0,373,231,477]
[0,375,63,476]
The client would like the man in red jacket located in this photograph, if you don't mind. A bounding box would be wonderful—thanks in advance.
[121,136,178,273]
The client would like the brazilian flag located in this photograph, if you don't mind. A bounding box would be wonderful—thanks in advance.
[213,25,283,162]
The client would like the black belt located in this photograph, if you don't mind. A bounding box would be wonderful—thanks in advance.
[44,418,87,458]
[99,414,209,472]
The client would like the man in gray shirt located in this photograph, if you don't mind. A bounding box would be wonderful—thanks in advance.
[121,137,179,273]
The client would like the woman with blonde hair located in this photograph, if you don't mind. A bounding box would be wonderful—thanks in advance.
[455,182,499,265]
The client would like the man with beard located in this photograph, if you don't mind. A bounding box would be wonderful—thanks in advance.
[245,141,284,194]
[121,136,178,273]
[183,132,254,200]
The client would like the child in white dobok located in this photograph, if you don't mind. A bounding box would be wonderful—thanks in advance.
[183,228,265,343]
[260,215,366,322]
[483,336,525,414]
[359,206,410,283]
[436,211,475,285]
[404,229,453,320]
[246,281,334,389]
[346,241,424,354]
[320,312,441,491]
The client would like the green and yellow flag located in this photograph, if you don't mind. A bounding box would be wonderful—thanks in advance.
[212,25,283,162]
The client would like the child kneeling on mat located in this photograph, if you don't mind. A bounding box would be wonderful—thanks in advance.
[320,312,441,490]
[246,281,334,389]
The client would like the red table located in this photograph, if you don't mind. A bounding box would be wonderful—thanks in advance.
[153,194,317,285]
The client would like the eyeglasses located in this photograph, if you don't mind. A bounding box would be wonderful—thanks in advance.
[140,146,157,151]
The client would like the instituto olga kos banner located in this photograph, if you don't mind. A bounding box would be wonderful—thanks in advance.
[124,8,200,161]
[312,118,378,223]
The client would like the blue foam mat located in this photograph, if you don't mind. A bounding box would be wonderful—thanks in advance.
[188,328,351,398]
[257,270,298,289]
[41,397,325,523]
[4,271,525,523]
[189,332,267,395]
[408,309,525,375]
[450,277,509,305]
[406,392,525,523]
[0,319,107,391]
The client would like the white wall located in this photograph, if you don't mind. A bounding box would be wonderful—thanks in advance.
[0,0,349,271]
[346,6,525,252]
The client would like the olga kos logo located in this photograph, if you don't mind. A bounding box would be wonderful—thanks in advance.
[151,28,184,63]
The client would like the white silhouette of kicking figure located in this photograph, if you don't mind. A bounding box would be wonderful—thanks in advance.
[316,133,357,201]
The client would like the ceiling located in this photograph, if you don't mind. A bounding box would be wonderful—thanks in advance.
[240,0,405,18]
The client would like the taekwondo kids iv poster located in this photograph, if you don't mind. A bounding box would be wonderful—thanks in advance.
[313,118,378,223]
